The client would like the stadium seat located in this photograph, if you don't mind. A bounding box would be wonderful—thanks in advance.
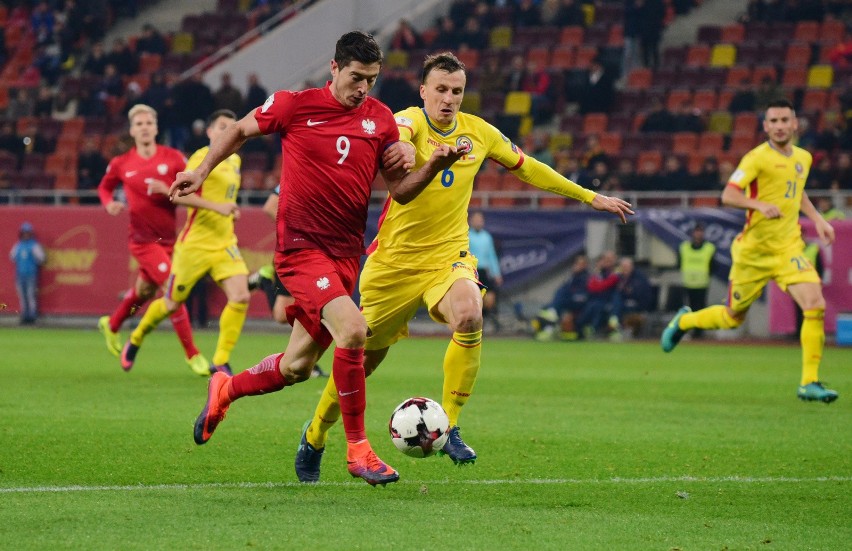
[716,88,735,110]
[662,46,687,66]
[456,49,479,70]
[539,195,568,209]
[785,43,811,67]
[707,111,732,134]
[489,26,512,49]
[672,132,698,155]
[720,23,745,44]
[474,171,503,191]
[686,44,710,67]
[559,26,584,46]
[807,65,833,88]
[698,132,725,153]
[692,89,718,112]
[551,46,575,69]
[709,44,736,67]
[819,19,846,44]
[607,113,632,134]
[730,133,756,155]
[793,21,820,43]
[782,67,807,88]
[653,67,679,88]
[725,65,751,87]
[607,24,624,47]
[385,50,408,69]
[666,88,692,111]
[240,169,266,190]
[548,132,573,153]
[582,113,608,135]
[802,89,828,112]
[575,46,598,68]
[138,53,162,74]
[636,150,663,173]
[504,92,532,116]
[461,91,481,113]
[736,41,761,66]
[526,47,551,68]
[733,112,758,136]
[171,32,194,54]
[751,65,778,86]
[627,68,652,89]
[598,132,622,155]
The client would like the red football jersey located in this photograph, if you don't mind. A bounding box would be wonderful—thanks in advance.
[254,84,399,257]
[98,145,187,245]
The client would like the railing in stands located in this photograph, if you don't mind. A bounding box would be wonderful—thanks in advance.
[2,189,850,212]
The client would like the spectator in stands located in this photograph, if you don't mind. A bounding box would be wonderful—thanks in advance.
[796,115,818,149]
[81,3,107,42]
[122,81,145,117]
[96,63,124,99]
[833,152,851,187]
[524,130,554,168]
[673,103,705,133]
[555,150,585,183]
[0,122,24,169]
[621,0,641,78]
[550,0,586,27]
[694,156,720,190]
[755,75,783,112]
[172,73,215,150]
[814,113,844,152]
[140,72,172,120]
[10,221,46,325]
[51,89,78,121]
[638,0,665,69]
[6,88,35,120]
[34,38,64,86]
[77,136,108,201]
[505,54,528,93]
[76,88,107,118]
[244,73,269,117]
[579,159,610,190]
[640,97,675,133]
[33,87,54,117]
[214,72,244,115]
[184,119,209,153]
[458,16,488,50]
[728,80,757,113]
[432,16,458,50]
[477,56,507,97]
[615,158,638,190]
[575,250,620,339]
[22,121,53,155]
[817,196,846,220]
[534,253,589,341]
[105,38,137,76]
[578,55,616,114]
[659,154,690,191]
[580,133,607,168]
[83,42,109,76]
[468,211,502,332]
[718,158,735,187]
[520,60,553,124]
[31,1,56,46]
[0,27,7,70]
[377,68,420,114]
[390,19,422,50]
[612,257,655,339]
[61,0,86,46]
[745,0,786,22]
[515,0,543,27]
[136,23,167,55]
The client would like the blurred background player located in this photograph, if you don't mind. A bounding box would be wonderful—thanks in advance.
[468,210,502,332]
[175,31,463,486]
[120,109,246,375]
[96,104,208,375]
[297,52,633,482]
[662,99,838,404]
[678,222,716,338]
[9,221,46,325]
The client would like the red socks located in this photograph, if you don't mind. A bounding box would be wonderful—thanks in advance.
[228,353,287,401]
[109,288,147,332]
[334,347,367,443]
[169,304,200,359]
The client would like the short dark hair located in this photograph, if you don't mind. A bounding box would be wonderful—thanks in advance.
[766,98,794,112]
[334,31,383,68]
[207,109,237,127]
[421,52,466,84]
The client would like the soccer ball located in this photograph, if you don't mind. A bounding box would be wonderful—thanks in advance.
[388,397,450,458]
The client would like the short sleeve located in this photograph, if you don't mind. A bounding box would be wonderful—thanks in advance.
[394,107,420,144]
[253,90,297,135]
[728,151,758,190]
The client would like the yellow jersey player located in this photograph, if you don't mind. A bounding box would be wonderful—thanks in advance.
[122,109,248,376]
[294,52,633,482]
[661,98,838,404]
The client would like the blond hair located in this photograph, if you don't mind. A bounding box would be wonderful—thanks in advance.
[128,104,157,123]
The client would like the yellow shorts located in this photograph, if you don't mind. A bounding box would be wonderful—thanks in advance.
[360,253,483,350]
[166,243,249,303]
[728,238,820,312]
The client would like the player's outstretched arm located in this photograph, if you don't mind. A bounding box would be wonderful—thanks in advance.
[800,191,835,246]
[170,113,262,199]
[382,143,469,204]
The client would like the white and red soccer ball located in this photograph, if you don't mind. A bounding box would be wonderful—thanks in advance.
[388,397,450,458]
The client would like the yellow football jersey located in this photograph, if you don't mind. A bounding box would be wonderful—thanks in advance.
[728,141,812,253]
[177,147,241,250]
[371,107,528,269]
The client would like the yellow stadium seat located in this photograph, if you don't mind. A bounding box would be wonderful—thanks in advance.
[489,26,512,49]
[707,111,732,135]
[518,116,533,138]
[807,65,833,89]
[548,132,573,154]
[504,91,532,116]
[710,44,736,67]
[171,32,194,54]
[461,91,481,113]
[385,50,408,69]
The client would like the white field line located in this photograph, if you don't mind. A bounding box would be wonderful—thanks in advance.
[1,476,850,494]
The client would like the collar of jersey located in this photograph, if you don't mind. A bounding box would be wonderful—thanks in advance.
[422,108,457,136]
[766,140,793,158]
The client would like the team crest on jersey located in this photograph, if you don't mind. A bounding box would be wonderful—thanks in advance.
[261,94,274,113]
[362,119,376,135]
[316,276,330,290]
[795,162,803,174]
[395,116,412,127]
[157,164,168,175]
[456,135,473,155]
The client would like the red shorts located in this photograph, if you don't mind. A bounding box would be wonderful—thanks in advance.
[129,241,174,287]
[274,248,360,349]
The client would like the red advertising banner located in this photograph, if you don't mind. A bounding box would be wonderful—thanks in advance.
[1,205,277,318]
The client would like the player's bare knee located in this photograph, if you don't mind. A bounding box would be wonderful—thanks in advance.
[280,358,314,384]
[451,307,483,334]
[336,320,368,349]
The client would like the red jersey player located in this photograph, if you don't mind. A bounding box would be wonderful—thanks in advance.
[172,31,467,486]
[97,104,211,376]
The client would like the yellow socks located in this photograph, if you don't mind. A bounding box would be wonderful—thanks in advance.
[679,305,741,331]
[307,377,341,449]
[212,301,248,365]
[130,298,170,346]
[442,330,482,427]
[800,309,824,385]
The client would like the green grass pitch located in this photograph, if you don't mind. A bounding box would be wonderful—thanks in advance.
[1,327,849,550]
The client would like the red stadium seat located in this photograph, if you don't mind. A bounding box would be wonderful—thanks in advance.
[793,21,819,43]
[626,68,653,90]
[692,89,718,112]
[672,132,698,155]
[582,113,608,135]
[685,44,710,67]
[785,43,811,67]
[550,46,575,69]
[698,132,725,153]
[720,23,745,44]
[598,132,622,155]
[802,89,828,112]
[560,26,584,46]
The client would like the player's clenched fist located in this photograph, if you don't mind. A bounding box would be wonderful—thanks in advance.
[169,170,205,200]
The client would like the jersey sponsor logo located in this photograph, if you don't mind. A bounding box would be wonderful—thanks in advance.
[427,138,443,148]
[730,169,746,183]
[307,119,327,126]
[125,170,138,178]
[362,118,376,135]
[316,276,330,290]
[157,163,168,175]
[261,94,274,113]
[395,116,413,127]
